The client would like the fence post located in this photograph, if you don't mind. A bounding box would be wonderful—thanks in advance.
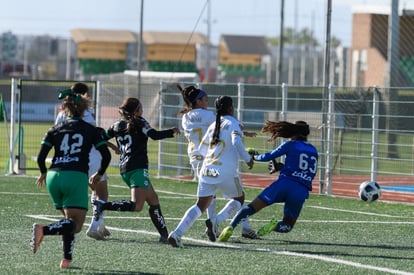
[95,80,101,126]
[157,82,166,177]
[8,78,17,174]
[325,84,335,195]
[371,86,380,182]
[237,82,245,172]
[281,83,287,121]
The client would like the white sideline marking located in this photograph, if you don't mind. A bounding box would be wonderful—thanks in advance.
[307,206,411,218]
[27,214,413,275]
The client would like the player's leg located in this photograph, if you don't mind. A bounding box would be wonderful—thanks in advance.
[168,182,215,247]
[143,185,169,243]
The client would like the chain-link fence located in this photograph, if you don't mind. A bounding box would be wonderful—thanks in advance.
[3,77,414,195]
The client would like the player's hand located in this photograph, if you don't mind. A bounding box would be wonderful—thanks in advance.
[89,172,102,187]
[36,173,46,187]
[246,147,259,157]
[246,158,254,170]
[268,159,284,174]
[171,127,180,136]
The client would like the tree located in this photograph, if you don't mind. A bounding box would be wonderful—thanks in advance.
[267,27,342,48]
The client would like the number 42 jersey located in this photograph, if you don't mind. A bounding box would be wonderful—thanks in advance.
[41,118,107,174]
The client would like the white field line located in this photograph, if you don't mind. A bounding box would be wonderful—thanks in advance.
[26,214,414,275]
[307,206,413,219]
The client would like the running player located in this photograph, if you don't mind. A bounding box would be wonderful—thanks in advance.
[92,97,180,243]
[168,95,254,247]
[32,89,111,268]
[178,86,258,240]
[218,120,318,242]
[55,82,114,240]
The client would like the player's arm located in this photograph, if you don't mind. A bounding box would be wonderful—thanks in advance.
[95,142,111,176]
[232,130,254,169]
[36,142,52,187]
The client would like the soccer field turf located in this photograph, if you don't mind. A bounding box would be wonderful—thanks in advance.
[1,175,413,274]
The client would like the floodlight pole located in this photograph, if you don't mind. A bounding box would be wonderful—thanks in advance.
[276,0,284,85]
[137,0,144,97]
[320,0,332,194]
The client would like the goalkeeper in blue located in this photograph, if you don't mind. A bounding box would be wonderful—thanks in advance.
[218,120,318,242]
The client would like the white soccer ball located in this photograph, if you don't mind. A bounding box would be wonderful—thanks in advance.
[358,181,381,202]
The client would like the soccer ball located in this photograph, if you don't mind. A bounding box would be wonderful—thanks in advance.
[358,181,381,202]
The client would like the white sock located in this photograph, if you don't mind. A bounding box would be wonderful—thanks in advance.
[215,200,242,226]
[206,198,216,220]
[241,217,251,230]
[91,193,97,204]
[174,205,202,237]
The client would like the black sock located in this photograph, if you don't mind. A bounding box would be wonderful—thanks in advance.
[43,219,76,235]
[62,233,75,260]
[104,200,136,211]
[149,205,168,238]
[229,205,256,228]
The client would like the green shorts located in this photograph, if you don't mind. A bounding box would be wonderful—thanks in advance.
[46,170,89,210]
[121,168,151,189]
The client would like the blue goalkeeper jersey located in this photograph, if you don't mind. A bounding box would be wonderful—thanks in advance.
[255,140,318,190]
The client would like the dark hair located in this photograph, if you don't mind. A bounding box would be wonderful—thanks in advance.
[71,82,89,95]
[118,97,144,131]
[261,120,310,141]
[177,84,207,114]
[211,96,233,145]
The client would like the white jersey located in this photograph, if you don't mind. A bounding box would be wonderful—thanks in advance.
[55,109,95,126]
[198,115,251,185]
[181,108,215,158]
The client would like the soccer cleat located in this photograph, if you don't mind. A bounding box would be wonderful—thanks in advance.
[30,223,44,253]
[257,217,278,236]
[217,226,233,242]
[86,228,105,240]
[274,221,292,233]
[97,222,111,238]
[205,218,217,242]
[159,236,169,244]
[86,220,105,240]
[92,199,105,221]
[241,228,258,239]
[167,231,183,248]
[100,225,111,237]
[60,258,71,269]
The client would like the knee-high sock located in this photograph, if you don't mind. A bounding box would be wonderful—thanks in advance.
[215,199,242,226]
[229,205,256,228]
[206,197,216,220]
[43,219,76,236]
[103,200,136,211]
[149,204,168,238]
[62,233,75,260]
[41,219,76,261]
[174,205,202,237]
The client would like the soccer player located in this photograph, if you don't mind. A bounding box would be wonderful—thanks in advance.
[178,86,258,240]
[218,121,319,242]
[92,97,180,243]
[32,89,111,268]
[55,82,115,240]
[168,96,254,248]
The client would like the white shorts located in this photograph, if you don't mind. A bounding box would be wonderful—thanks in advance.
[89,147,107,181]
[197,175,244,199]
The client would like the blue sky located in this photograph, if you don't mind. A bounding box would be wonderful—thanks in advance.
[1,0,412,47]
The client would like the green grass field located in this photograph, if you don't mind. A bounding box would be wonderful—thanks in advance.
[1,175,413,274]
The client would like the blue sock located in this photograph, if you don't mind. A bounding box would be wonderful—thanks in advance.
[229,205,256,228]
